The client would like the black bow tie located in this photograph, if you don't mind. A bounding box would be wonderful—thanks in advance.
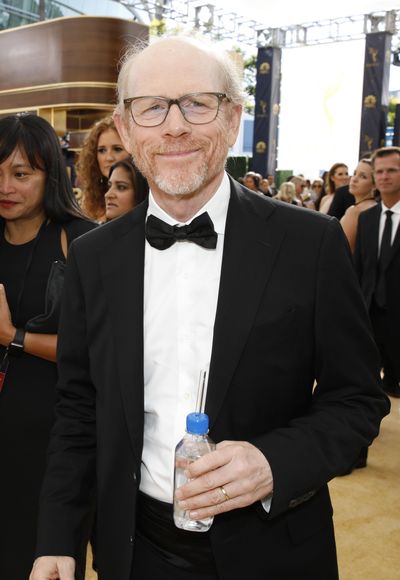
[145,212,218,250]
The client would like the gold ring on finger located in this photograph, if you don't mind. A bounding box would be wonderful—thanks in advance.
[220,485,230,501]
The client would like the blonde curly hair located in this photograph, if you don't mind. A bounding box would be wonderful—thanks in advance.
[77,116,121,221]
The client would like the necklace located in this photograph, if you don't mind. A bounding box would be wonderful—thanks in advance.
[354,196,375,206]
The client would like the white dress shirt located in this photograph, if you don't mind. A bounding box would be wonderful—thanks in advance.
[378,199,400,253]
[141,173,230,502]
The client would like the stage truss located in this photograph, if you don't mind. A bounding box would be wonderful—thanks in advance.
[115,2,400,52]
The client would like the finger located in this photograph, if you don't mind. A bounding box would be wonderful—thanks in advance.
[185,444,235,478]
[178,443,273,506]
[176,461,234,500]
[180,481,234,509]
[179,442,261,499]
[177,469,260,511]
[186,488,255,521]
[216,440,237,449]
[187,440,256,478]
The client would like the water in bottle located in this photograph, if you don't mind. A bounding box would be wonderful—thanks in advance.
[173,412,215,532]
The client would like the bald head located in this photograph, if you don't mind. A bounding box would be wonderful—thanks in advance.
[116,36,245,114]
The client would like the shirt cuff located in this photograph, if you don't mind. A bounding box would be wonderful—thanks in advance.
[260,494,273,513]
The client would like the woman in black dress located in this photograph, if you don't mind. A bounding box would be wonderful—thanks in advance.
[0,113,96,579]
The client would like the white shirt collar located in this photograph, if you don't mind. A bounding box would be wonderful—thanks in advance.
[147,172,231,235]
[381,199,400,215]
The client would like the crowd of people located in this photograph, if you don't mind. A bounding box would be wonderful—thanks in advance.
[0,33,397,580]
[239,166,349,212]
[238,162,381,253]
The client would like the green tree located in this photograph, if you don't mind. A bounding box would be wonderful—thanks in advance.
[149,18,167,36]
[387,97,397,127]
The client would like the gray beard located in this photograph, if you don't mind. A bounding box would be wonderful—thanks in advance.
[151,166,207,197]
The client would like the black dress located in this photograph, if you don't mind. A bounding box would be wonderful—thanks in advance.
[0,218,96,579]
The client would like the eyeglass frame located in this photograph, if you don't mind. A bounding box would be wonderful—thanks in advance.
[123,92,230,127]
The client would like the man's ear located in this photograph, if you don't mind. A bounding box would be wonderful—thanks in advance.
[113,110,132,152]
[227,104,243,148]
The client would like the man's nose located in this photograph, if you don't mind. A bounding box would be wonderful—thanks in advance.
[161,103,191,136]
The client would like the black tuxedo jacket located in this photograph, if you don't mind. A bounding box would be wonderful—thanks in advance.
[354,203,400,319]
[37,180,389,579]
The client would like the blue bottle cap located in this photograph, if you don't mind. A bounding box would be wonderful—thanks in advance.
[186,412,209,435]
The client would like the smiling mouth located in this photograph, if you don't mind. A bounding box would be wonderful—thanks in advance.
[159,149,199,158]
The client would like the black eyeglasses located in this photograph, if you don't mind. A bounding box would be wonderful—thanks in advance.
[123,92,229,127]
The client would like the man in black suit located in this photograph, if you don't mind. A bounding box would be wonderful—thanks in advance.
[30,37,389,580]
[355,146,400,398]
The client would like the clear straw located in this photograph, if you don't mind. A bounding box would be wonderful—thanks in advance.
[195,368,208,414]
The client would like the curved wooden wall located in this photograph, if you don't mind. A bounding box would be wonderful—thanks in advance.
[0,16,148,136]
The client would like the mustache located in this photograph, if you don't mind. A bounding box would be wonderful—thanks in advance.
[147,139,205,155]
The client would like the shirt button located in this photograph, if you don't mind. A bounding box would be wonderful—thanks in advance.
[133,473,137,481]
[129,535,134,545]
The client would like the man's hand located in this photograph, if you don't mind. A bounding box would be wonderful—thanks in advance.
[174,440,273,520]
[29,556,75,580]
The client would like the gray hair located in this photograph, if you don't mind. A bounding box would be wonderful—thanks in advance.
[116,35,246,114]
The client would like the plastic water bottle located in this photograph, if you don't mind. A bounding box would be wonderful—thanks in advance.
[173,412,216,532]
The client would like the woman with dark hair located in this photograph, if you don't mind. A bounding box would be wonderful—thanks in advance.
[0,113,96,579]
[319,162,349,214]
[105,157,149,221]
[77,116,128,221]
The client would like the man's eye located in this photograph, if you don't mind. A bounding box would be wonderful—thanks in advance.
[145,103,165,113]
[184,99,207,109]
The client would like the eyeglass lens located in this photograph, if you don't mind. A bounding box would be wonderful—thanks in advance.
[129,93,223,126]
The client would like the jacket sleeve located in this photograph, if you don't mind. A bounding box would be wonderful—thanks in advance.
[251,218,390,519]
[35,241,96,558]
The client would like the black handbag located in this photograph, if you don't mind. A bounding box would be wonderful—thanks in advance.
[25,259,66,334]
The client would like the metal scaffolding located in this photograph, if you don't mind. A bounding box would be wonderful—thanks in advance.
[114,1,400,50]
[0,1,399,54]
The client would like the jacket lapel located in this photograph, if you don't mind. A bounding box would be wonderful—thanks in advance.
[388,211,400,265]
[205,182,285,427]
[366,204,380,266]
[100,203,148,457]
